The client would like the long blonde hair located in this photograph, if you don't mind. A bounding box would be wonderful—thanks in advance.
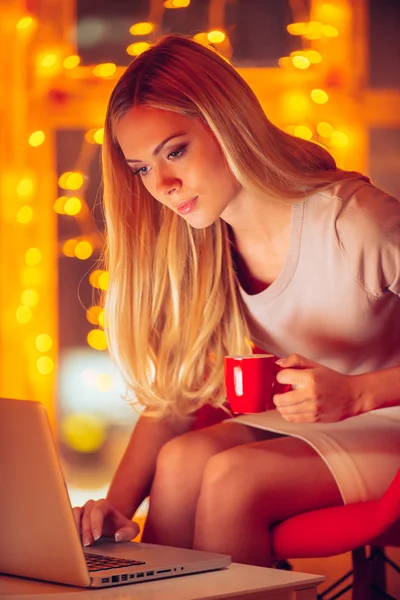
[102,34,362,417]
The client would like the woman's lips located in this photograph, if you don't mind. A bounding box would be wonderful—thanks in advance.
[176,197,198,215]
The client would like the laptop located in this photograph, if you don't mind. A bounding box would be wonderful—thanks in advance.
[0,397,231,588]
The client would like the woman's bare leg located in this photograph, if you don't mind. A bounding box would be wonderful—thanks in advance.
[141,421,278,547]
[193,436,343,566]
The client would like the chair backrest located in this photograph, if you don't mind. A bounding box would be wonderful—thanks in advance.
[272,469,400,559]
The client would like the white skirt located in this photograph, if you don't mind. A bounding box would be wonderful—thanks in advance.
[230,407,400,504]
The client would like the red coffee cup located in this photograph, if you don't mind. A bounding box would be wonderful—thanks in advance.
[224,354,290,414]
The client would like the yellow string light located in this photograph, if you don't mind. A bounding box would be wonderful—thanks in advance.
[36,334,53,352]
[129,22,154,36]
[303,21,323,40]
[21,289,39,307]
[98,271,109,290]
[25,247,42,266]
[16,306,32,324]
[322,25,339,37]
[64,197,82,216]
[287,22,308,36]
[92,63,117,78]
[17,178,34,196]
[28,131,45,147]
[53,196,67,214]
[74,241,93,260]
[317,122,334,138]
[17,206,33,223]
[89,269,104,288]
[17,16,36,30]
[62,239,78,257]
[40,53,58,68]
[207,31,226,44]
[37,356,54,374]
[294,125,313,140]
[331,131,349,147]
[311,89,329,104]
[87,329,108,351]
[58,171,84,190]
[126,42,151,56]
[86,305,103,325]
[63,55,81,69]
[292,56,310,70]
[304,50,322,64]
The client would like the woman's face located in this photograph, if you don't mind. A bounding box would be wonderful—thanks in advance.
[115,106,241,228]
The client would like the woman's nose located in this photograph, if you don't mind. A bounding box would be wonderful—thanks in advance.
[155,167,182,196]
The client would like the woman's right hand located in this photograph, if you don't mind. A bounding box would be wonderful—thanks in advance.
[73,498,140,547]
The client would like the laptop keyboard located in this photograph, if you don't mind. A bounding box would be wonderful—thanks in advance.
[84,552,146,572]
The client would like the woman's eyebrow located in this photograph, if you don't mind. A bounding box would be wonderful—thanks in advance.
[126,133,186,164]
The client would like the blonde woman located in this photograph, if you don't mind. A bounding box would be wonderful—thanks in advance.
[73,35,400,567]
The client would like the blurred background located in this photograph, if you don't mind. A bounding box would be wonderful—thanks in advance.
[1,0,399,594]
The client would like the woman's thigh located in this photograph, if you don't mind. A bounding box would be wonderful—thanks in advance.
[197,435,343,525]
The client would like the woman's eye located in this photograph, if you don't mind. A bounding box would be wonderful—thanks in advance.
[168,145,187,160]
[132,166,149,176]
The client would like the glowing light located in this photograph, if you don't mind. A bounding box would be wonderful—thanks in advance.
[17,178,34,196]
[287,22,308,36]
[28,130,45,147]
[53,196,67,214]
[89,269,104,288]
[98,271,109,291]
[95,373,114,392]
[98,309,104,328]
[319,3,343,21]
[207,30,226,44]
[294,125,313,140]
[317,122,334,138]
[63,55,81,69]
[92,63,117,78]
[17,16,35,29]
[17,206,33,223]
[21,289,39,307]
[86,305,103,325]
[93,128,104,144]
[16,306,32,324]
[304,50,322,64]
[21,266,40,287]
[64,197,82,216]
[36,334,53,352]
[40,54,58,68]
[25,247,42,266]
[331,131,349,147]
[164,0,190,6]
[292,56,310,69]
[322,25,339,37]
[193,33,212,47]
[126,42,151,56]
[62,239,78,257]
[278,56,295,69]
[311,89,329,104]
[87,329,108,351]
[74,241,93,260]
[61,413,106,453]
[284,92,309,113]
[37,356,54,375]
[58,171,84,190]
[129,22,154,36]
[303,21,323,40]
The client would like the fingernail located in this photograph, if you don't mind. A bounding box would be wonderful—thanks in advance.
[83,536,90,547]
[93,530,101,541]
[275,359,284,365]
[115,532,122,542]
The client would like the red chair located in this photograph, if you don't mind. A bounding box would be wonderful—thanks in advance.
[271,469,400,600]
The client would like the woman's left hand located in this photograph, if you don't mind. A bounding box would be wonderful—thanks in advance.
[273,354,362,423]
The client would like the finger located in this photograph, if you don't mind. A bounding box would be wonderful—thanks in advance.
[72,506,83,535]
[81,500,96,546]
[276,353,317,369]
[88,501,109,542]
[115,522,140,542]
[276,367,309,387]
[273,390,305,408]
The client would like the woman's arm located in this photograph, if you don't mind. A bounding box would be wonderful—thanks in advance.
[73,410,194,545]
[351,366,400,413]
[274,354,400,423]
[107,411,194,518]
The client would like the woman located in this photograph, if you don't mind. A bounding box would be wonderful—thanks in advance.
[74,34,400,567]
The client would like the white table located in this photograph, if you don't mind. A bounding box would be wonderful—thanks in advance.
[0,564,324,600]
